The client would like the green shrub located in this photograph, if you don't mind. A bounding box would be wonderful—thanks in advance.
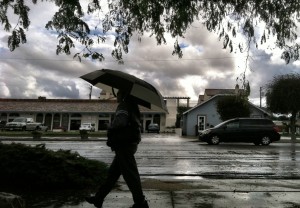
[0,143,108,191]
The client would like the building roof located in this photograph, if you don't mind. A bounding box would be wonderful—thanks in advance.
[198,86,245,104]
[198,95,204,103]
[0,98,164,114]
[184,94,270,116]
[204,89,239,96]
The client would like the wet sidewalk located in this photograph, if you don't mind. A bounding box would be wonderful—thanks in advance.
[66,178,300,208]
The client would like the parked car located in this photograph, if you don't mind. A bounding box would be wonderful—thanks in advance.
[79,123,95,132]
[199,118,280,145]
[147,123,160,133]
[272,120,286,133]
[36,123,48,132]
[4,117,41,131]
[26,122,48,131]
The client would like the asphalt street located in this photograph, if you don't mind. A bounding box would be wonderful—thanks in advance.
[2,134,300,207]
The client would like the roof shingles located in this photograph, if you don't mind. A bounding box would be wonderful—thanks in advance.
[0,99,160,113]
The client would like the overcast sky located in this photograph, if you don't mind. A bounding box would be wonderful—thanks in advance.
[0,1,299,107]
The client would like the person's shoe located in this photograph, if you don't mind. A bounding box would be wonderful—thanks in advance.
[85,196,103,208]
[131,200,149,208]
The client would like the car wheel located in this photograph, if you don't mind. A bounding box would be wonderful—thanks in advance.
[209,135,220,145]
[261,136,271,146]
[36,126,41,131]
[22,126,26,131]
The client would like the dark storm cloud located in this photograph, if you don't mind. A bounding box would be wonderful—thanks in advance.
[38,78,80,98]
[248,50,300,100]
[180,25,235,73]
[145,75,183,97]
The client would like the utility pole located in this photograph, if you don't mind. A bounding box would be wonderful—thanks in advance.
[88,85,92,100]
[260,87,262,108]
[259,86,265,108]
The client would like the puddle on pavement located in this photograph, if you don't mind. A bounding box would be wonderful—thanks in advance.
[141,178,210,191]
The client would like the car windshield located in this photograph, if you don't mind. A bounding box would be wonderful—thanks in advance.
[13,118,26,122]
[81,123,91,127]
[149,124,158,127]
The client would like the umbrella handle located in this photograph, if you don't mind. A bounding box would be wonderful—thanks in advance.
[112,87,117,97]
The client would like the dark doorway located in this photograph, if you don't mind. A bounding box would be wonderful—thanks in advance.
[146,120,151,131]
[70,120,81,130]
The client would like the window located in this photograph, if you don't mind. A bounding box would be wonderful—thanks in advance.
[45,114,52,129]
[0,113,7,121]
[99,113,109,118]
[53,113,61,129]
[153,114,161,125]
[8,113,19,121]
[9,113,19,117]
[61,114,69,130]
[259,119,273,125]
[240,119,273,128]
[240,120,256,128]
[198,116,206,131]
[226,121,239,129]
[36,113,43,123]
[71,113,82,118]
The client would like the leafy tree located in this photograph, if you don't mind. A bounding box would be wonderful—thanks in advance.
[244,81,251,98]
[266,74,300,139]
[1,0,300,63]
[216,95,251,121]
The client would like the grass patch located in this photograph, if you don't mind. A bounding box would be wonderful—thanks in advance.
[0,142,108,191]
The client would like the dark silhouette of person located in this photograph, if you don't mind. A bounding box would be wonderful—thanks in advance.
[86,89,149,208]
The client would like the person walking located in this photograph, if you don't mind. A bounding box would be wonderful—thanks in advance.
[86,90,149,208]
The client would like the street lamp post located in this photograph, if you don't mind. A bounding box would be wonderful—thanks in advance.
[260,87,262,108]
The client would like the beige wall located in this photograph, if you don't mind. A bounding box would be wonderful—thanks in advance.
[165,99,177,127]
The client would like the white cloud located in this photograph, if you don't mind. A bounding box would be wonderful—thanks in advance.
[0,82,10,97]
[179,76,208,100]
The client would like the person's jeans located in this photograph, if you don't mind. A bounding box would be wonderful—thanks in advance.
[95,144,145,204]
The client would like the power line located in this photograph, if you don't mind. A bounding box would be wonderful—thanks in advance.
[0,57,77,62]
[0,54,270,63]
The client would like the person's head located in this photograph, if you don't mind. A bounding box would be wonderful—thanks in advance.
[116,90,128,103]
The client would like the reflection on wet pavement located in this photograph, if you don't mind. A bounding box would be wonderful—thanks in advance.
[3,134,300,180]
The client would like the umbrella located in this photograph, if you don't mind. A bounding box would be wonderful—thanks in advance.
[80,69,168,112]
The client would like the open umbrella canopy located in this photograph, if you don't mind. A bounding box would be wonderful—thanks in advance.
[80,69,168,112]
